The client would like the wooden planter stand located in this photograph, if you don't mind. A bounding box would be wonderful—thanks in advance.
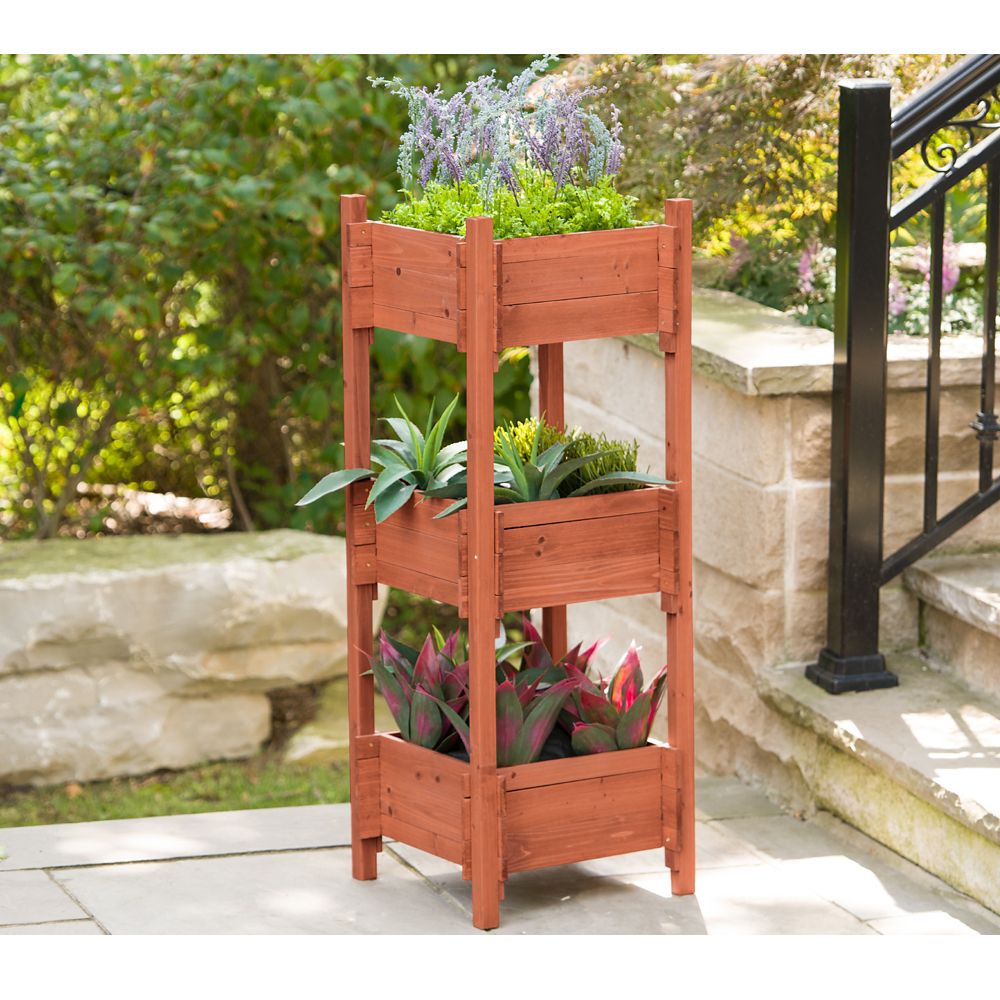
[340,193,695,930]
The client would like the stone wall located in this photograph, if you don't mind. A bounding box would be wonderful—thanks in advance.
[0,530,386,785]
[548,288,1000,801]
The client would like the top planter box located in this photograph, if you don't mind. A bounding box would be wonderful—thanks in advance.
[344,221,682,351]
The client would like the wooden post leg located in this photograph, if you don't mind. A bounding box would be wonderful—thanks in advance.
[467,216,502,930]
[538,342,568,661]
[341,193,379,881]
[663,199,695,895]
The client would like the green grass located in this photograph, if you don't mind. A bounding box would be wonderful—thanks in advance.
[0,753,350,829]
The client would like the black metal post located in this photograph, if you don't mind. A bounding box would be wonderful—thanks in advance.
[807,81,899,694]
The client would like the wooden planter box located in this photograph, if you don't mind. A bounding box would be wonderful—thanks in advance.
[339,194,695,930]
[352,484,680,616]
[354,733,682,878]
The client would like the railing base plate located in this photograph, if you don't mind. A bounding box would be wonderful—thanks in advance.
[806,649,900,694]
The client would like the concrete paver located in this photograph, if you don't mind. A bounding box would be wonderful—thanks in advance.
[0,870,86,926]
[0,804,350,872]
[1,774,997,934]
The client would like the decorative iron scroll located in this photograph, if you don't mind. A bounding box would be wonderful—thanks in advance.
[920,89,1000,173]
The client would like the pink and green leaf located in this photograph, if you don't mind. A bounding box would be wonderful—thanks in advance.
[608,643,643,713]
[571,722,619,755]
[508,679,577,765]
[410,686,443,749]
[495,680,524,766]
[578,687,620,728]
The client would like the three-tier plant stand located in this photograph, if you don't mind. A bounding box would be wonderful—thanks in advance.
[339,193,694,930]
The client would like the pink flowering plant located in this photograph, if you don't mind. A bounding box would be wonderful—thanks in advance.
[370,56,639,238]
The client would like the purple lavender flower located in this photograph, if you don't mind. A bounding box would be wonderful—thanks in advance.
[888,274,908,318]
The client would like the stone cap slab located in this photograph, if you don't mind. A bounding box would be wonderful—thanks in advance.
[905,553,1000,640]
[762,654,1000,849]
[0,528,335,583]
[624,287,994,397]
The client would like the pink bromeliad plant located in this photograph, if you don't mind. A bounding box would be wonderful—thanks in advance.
[369,616,667,763]
[561,642,669,754]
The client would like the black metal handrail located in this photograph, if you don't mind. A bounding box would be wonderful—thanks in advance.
[808,56,1000,694]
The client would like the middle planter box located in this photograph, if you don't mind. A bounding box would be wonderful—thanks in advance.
[357,484,678,615]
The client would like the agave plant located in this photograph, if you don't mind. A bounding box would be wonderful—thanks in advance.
[296,395,467,522]
[368,628,470,751]
[563,642,669,754]
[428,418,672,518]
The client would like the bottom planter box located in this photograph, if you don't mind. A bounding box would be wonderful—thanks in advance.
[353,733,683,878]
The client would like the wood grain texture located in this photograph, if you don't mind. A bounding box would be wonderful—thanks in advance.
[341,193,379,881]
[498,226,657,264]
[499,744,663,791]
[537,341,567,661]
[663,199,695,895]
[502,245,656,305]
[504,768,664,873]
[372,303,458,343]
[501,508,662,610]
[465,216,502,930]
[500,290,658,348]
[496,485,663,528]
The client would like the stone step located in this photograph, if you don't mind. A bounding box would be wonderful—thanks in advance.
[760,653,1000,914]
[904,552,1000,702]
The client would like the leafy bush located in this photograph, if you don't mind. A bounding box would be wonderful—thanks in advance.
[385,170,638,239]
[495,416,642,495]
[0,54,535,539]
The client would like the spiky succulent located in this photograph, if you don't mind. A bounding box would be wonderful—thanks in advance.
[295,394,466,523]
[562,643,669,754]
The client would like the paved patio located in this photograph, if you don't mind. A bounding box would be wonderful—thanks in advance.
[1,774,998,934]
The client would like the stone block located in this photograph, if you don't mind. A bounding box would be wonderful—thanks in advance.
[0,530,386,784]
[693,458,787,590]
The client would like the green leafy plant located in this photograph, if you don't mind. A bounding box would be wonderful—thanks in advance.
[562,642,669,753]
[295,395,466,522]
[385,170,639,239]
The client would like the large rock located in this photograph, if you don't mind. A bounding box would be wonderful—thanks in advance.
[0,530,387,785]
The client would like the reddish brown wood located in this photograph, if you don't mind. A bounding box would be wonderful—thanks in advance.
[497,226,657,264]
[342,193,379,880]
[465,216,502,931]
[501,509,662,610]
[340,201,696,928]
[504,768,664,872]
[663,198,695,895]
[500,743,662,791]
[538,341,567,660]
[501,290,658,348]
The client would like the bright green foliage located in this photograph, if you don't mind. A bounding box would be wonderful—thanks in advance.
[296,394,466,523]
[384,169,639,238]
[495,416,644,495]
[0,54,534,539]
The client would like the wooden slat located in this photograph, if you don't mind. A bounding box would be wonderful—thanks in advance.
[352,284,374,328]
[373,263,458,319]
[466,215,502,931]
[377,518,459,582]
[371,222,461,272]
[376,561,459,607]
[497,226,657,264]
[661,750,681,851]
[348,245,373,287]
[501,509,660,610]
[350,505,376,546]
[356,755,381,840]
[372,303,458,343]
[663,198,695,896]
[657,224,678,268]
[347,221,373,247]
[378,733,469,780]
[502,246,656,306]
[504,768,663,873]
[381,814,464,866]
[500,743,663,791]
[497,485,663,529]
[351,543,377,585]
[383,492,460,538]
[380,737,466,841]
[341,193,378,881]
[500,291,658,347]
